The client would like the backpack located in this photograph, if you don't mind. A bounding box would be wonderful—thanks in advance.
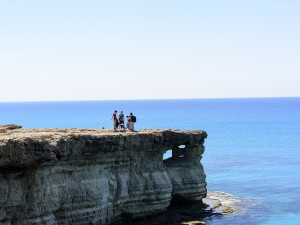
[131,116,136,123]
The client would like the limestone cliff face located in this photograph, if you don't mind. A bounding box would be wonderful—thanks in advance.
[0,129,207,225]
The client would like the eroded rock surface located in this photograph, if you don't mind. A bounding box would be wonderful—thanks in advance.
[0,124,22,134]
[0,129,207,225]
[203,191,255,215]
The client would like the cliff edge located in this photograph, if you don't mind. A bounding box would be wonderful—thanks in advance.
[0,129,207,225]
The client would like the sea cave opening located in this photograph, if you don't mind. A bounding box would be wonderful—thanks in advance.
[163,149,172,160]
[163,145,186,161]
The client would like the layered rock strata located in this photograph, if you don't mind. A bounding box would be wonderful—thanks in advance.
[0,129,207,225]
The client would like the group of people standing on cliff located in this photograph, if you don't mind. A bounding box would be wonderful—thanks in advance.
[111,110,136,131]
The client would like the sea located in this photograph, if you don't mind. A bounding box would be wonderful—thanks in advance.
[0,97,299,225]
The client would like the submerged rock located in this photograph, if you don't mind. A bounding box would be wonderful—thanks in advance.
[0,129,207,225]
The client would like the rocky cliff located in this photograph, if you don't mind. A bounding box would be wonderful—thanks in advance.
[0,129,207,225]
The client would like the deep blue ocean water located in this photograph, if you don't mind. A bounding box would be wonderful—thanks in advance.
[1,98,299,225]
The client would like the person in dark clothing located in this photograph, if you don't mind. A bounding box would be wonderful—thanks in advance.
[128,112,136,131]
[118,111,125,129]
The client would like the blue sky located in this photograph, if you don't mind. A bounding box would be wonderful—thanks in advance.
[0,0,299,101]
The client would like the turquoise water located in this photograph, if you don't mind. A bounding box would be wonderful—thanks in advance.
[1,98,300,225]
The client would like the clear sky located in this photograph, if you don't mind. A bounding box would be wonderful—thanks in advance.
[0,0,299,102]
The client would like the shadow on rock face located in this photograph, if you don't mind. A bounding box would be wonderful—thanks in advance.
[121,199,211,225]
[122,191,254,225]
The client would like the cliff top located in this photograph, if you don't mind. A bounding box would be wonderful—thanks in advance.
[0,128,207,140]
[0,129,207,169]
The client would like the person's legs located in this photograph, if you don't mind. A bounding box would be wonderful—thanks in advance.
[114,119,117,130]
[120,120,124,129]
[129,122,134,131]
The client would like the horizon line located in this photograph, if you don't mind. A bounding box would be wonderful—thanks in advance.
[0,96,299,103]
